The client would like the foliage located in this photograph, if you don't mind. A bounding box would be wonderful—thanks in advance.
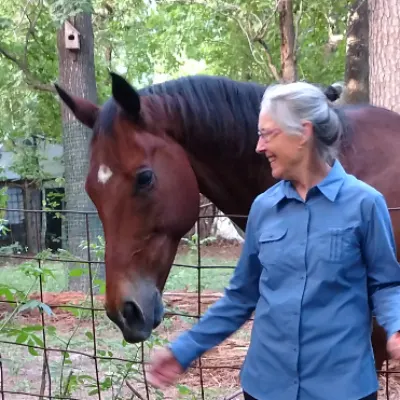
[0,0,349,190]
[181,233,217,254]
[0,237,203,399]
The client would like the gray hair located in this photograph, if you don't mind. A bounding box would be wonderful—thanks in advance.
[260,81,343,164]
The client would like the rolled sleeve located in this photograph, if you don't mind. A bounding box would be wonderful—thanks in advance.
[363,193,400,339]
[168,199,263,370]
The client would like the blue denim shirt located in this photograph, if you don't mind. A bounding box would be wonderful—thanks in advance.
[169,160,400,400]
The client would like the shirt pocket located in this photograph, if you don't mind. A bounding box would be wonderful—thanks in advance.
[321,226,360,264]
[258,227,288,267]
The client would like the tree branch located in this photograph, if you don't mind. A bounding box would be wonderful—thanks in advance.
[165,0,276,76]
[126,380,146,400]
[0,43,55,93]
[255,0,281,39]
[293,0,303,60]
[30,81,56,93]
[0,0,54,94]
[23,0,44,69]
[255,39,280,81]
[0,45,21,67]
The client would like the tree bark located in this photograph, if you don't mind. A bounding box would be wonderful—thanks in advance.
[369,0,400,112]
[368,0,400,372]
[24,180,41,254]
[278,0,297,82]
[345,0,369,104]
[57,13,103,292]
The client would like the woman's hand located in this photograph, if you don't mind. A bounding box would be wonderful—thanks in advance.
[387,331,400,360]
[147,347,184,389]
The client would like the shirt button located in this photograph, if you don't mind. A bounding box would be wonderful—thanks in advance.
[300,276,305,280]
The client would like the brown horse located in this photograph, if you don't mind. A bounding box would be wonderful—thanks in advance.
[55,72,400,372]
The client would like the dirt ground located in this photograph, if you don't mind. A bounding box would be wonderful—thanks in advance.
[1,242,400,399]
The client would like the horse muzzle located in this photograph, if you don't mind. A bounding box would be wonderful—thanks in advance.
[106,285,164,343]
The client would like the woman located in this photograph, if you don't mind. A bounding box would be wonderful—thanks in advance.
[147,82,400,400]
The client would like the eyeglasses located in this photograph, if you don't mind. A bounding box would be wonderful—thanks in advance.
[257,128,281,141]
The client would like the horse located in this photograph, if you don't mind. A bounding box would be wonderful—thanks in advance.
[54,72,400,373]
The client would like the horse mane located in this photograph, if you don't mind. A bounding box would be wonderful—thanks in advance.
[95,74,354,159]
[138,75,266,158]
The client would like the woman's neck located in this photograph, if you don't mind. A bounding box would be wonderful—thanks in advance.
[290,156,332,201]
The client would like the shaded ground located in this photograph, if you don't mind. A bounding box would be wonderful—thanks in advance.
[0,289,249,400]
[1,242,400,399]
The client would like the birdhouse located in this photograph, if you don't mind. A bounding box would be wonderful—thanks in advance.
[64,21,80,50]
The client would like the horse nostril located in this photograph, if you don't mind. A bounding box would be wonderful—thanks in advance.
[122,301,145,328]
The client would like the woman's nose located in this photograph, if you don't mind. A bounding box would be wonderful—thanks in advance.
[256,138,266,154]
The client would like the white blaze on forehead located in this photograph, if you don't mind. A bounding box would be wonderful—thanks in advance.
[97,164,113,184]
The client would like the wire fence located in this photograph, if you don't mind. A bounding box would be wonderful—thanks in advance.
[0,207,399,400]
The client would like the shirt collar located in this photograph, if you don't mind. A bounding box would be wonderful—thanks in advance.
[268,159,347,206]
[315,159,347,201]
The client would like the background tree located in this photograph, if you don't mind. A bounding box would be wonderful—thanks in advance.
[56,3,104,291]
[344,0,369,104]
[368,0,400,112]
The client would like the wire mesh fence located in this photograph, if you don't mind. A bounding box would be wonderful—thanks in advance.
[0,207,399,400]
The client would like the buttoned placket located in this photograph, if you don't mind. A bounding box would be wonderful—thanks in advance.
[290,201,310,397]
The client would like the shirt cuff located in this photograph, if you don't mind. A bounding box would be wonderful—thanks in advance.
[168,332,203,370]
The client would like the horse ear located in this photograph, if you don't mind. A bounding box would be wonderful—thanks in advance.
[54,84,99,128]
[109,72,141,118]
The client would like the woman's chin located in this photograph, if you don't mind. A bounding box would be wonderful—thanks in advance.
[271,165,283,180]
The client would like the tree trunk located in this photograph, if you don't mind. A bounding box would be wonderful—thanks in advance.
[344,0,369,104]
[369,0,400,112]
[278,0,297,83]
[368,0,400,372]
[57,13,104,292]
[24,180,41,254]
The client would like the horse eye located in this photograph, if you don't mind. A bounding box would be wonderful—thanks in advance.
[135,169,154,192]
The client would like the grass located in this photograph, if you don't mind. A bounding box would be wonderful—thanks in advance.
[0,251,238,294]
[0,260,68,293]
[166,253,236,291]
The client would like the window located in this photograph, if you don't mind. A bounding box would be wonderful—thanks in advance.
[5,187,24,225]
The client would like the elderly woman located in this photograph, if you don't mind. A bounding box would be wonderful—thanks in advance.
[147,82,400,400]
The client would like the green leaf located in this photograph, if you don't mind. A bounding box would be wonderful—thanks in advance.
[16,332,29,344]
[69,267,88,277]
[28,345,39,356]
[63,307,81,317]
[31,334,44,347]
[46,326,57,335]
[85,331,94,340]
[22,325,43,332]
[77,374,96,383]
[177,384,192,395]
[63,352,72,365]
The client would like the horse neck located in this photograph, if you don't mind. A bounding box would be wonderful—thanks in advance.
[141,94,272,229]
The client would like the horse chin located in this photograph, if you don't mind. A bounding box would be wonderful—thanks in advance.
[121,326,153,344]
[106,289,165,344]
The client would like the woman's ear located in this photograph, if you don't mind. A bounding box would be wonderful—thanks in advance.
[300,120,314,145]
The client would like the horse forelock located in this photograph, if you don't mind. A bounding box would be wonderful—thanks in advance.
[93,98,118,137]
